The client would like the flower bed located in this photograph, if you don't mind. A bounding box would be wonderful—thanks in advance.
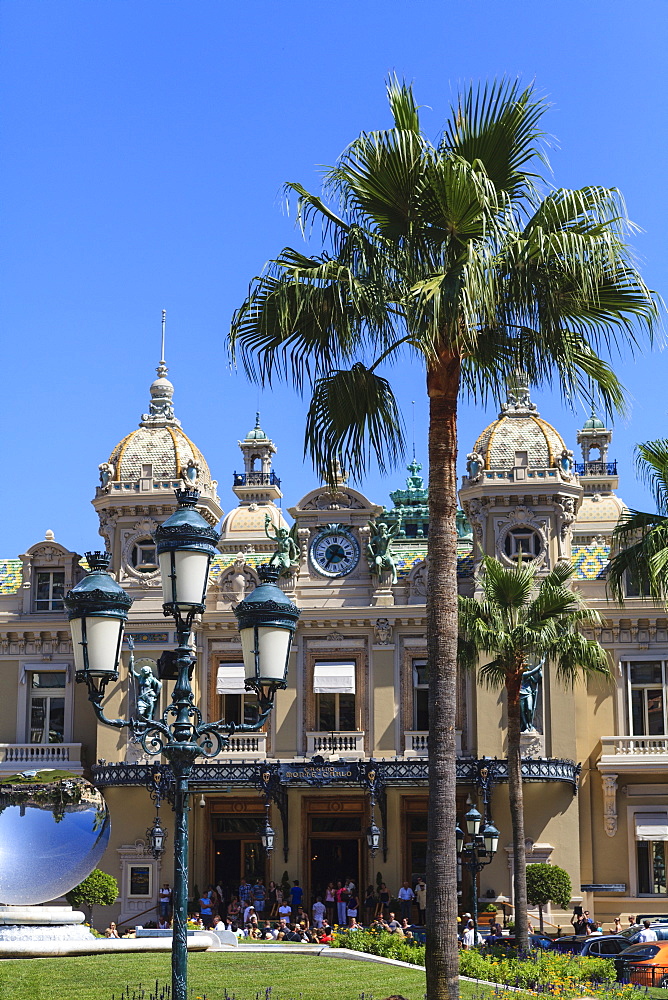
[331,930,647,998]
[331,929,425,966]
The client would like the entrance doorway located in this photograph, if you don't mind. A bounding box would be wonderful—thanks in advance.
[310,838,359,899]
[210,806,266,900]
[305,797,364,902]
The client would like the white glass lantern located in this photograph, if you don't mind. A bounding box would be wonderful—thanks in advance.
[455,824,465,855]
[482,822,500,856]
[154,490,220,616]
[366,820,382,855]
[261,815,275,852]
[65,552,133,678]
[465,805,482,836]
[234,564,301,689]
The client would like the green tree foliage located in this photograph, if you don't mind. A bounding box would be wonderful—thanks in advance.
[66,868,118,924]
[608,440,668,603]
[526,863,572,931]
[459,558,608,943]
[229,77,656,996]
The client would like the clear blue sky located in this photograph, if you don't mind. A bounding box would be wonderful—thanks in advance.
[2,0,666,557]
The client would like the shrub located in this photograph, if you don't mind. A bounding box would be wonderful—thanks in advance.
[66,868,118,925]
[526,863,572,931]
[331,929,425,966]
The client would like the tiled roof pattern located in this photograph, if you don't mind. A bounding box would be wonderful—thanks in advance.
[0,559,22,594]
[572,541,610,580]
[108,426,212,485]
[474,413,566,470]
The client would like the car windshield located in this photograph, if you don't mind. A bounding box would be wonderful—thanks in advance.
[621,926,638,938]
[622,945,660,960]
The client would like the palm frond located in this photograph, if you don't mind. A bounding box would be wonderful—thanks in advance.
[635,440,668,514]
[386,74,421,133]
[443,79,550,206]
[608,505,668,603]
[304,364,405,484]
[480,555,536,611]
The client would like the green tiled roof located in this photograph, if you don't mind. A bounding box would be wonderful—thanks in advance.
[572,541,610,580]
[0,559,22,594]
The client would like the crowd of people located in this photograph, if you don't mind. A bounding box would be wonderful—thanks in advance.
[151,876,428,942]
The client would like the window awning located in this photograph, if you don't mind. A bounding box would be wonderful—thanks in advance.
[216,663,246,695]
[313,661,356,694]
[635,812,668,841]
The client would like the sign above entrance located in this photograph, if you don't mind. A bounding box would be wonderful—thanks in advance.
[278,762,359,785]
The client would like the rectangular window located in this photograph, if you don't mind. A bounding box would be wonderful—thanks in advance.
[637,841,668,895]
[29,671,66,744]
[217,661,260,727]
[34,571,65,611]
[316,693,356,731]
[413,658,429,730]
[628,662,666,736]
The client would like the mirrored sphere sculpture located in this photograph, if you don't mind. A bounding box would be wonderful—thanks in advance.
[0,771,110,905]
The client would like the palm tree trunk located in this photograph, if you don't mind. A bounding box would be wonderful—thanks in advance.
[506,671,529,952]
[425,355,461,1000]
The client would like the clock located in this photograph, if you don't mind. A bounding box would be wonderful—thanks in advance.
[310,525,360,578]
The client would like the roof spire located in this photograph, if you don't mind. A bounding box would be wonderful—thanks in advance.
[139,310,180,427]
[156,309,168,379]
[500,370,537,415]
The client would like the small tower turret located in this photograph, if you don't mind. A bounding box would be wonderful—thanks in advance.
[233,414,282,505]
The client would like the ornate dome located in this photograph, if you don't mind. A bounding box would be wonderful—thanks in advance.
[244,413,267,441]
[582,407,605,431]
[108,425,212,485]
[220,502,287,539]
[468,375,571,475]
[576,493,627,530]
[101,354,213,488]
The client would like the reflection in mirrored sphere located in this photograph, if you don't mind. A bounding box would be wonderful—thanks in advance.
[0,770,110,905]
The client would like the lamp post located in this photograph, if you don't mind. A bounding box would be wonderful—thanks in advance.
[66,489,300,1000]
[456,805,499,946]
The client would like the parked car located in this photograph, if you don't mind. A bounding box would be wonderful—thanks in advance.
[487,932,552,950]
[614,940,668,987]
[550,924,668,957]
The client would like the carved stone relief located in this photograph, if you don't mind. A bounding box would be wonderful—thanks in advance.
[602,773,618,837]
[217,556,259,608]
[374,618,393,645]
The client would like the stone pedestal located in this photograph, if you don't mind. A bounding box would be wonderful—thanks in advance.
[0,905,94,944]
[519,730,545,757]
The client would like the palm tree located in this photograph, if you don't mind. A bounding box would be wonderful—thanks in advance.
[458,557,610,946]
[607,440,668,603]
[228,79,656,997]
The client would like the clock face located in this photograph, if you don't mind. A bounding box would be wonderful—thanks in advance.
[310,528,360,578]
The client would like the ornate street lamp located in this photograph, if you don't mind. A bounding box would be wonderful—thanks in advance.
[66,551,133,685]
[261,802,275,853]
[366,818,382,856]
[65,489,300,1000]
[147,813,167,859]
[456,807,499,947]
[233,563,300,703]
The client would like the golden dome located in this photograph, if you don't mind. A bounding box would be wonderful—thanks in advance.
[108,425,213,486]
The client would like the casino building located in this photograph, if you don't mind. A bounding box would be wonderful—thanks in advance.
[1,356,667,928]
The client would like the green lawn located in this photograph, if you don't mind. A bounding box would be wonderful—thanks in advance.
[0,952,438,1000]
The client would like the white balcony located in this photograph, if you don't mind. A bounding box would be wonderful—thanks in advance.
[0,743,84,774]
[306,732,365,757]
[599,735,668,773]
[220,733,268,758]
[404,730,462,757]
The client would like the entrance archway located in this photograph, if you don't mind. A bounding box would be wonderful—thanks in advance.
[305,797,363,902]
